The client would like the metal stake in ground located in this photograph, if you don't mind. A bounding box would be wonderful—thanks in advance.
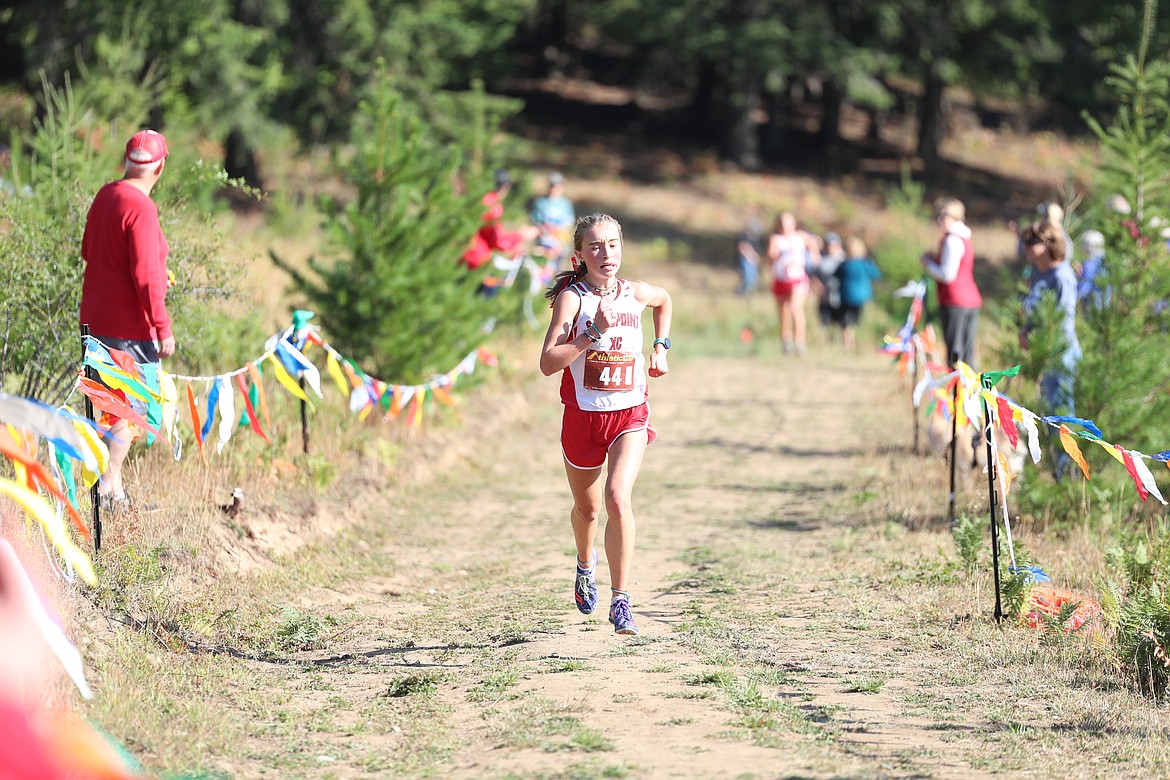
[947,378,958,527]
[980,372,1003,625]
[81,325,102,552]
[299,375,309,454]
[911,340,922,455]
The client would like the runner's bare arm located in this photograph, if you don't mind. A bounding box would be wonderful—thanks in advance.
[632,281,672,378]
[540,289,593,376]
[767,234,781,263]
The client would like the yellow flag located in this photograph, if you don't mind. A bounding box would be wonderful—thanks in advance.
[997,452,1015,498]
[411,389,426,427]
[270,354,312,406]
[954,383,968,430]
[326,353,351,400]
[956,361,979,385]
[1095,438,1125,465]
[74,420,108,489]
[1058,424,1091,480]
[0,477,97,585]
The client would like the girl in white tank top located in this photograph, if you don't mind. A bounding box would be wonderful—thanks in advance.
[539,213,674,637]
[563,279,648,411]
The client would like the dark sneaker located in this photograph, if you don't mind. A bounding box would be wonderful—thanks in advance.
[575,551,598,614]
[608,597,639,635]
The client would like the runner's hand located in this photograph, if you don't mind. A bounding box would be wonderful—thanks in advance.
[159,335,176,358]
[649,347,668,378]
[594,290,616,334]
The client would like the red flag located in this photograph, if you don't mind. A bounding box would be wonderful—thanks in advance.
[186,384,205,462]
[476,347,499,367]
[1119,446,1149,502]
[995,397,1019,448]
[78,377,159,437]
[105,345,140,378]
[246,363,272,432]
[235,374,270,443]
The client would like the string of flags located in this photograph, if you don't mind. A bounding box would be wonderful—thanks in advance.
[883,280,1170,507]
[1,310,497,593]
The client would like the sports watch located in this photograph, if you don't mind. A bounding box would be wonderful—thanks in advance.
[653,337,671,350]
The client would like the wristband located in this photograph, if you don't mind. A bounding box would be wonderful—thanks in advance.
[585,321,603,342]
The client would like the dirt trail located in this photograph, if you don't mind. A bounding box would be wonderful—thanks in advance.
[214,346,1003,780]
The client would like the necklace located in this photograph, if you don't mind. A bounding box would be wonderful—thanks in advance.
[588,280,618,297]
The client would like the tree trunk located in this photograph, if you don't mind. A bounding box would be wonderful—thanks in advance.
[691,59,722,145]
[725,72,762,171]
[917,65,945,164]
[224,127,263,190]
[761,86,791,163]
[819,78,844,147]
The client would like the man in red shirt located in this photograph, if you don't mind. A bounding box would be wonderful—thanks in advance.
[79,129,176,506]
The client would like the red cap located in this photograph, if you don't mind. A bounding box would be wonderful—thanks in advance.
[124,130,169,164]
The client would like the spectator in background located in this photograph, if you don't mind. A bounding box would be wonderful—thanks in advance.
[1039,202,1075,265]
[921,197,981,368]
[530,172,576,273]
[0,144,30,198]
[836,236,882,350]
[0,144,14,198]
[735,219,763,295]
[530,172,576,235]
[462,168,530,270]
[767,211,820,355]
[1009,201,1074,277]
[811,231,845,337]
[1020,219,1081,480]
[79,130,176,511]
[1075,229,1108,308]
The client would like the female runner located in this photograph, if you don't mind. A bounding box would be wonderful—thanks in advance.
[539,213,672,635]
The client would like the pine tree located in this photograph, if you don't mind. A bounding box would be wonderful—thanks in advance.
[274,72,496,383]
[1077,0,1170,456]
[1005,0,1170,515]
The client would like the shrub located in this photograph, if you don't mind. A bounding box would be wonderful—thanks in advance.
[1103,522,1170,700]
[273,71,499,383]
[0,74,259,401]
[872,164,931,319]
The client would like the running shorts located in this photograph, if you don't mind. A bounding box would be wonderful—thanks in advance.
[561,402,657,470]
[772,278,808,299]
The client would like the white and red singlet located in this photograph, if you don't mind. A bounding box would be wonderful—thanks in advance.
[559,279,648,411]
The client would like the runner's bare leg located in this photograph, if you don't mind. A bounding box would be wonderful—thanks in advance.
[603,429,648,593]
[565,462,603,567]
[101,419,131,497]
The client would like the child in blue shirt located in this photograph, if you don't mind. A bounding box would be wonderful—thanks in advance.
[1020,219,1081,480]
[836,236,882,349]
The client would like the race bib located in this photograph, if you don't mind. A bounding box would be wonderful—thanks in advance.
[583,350,636,391]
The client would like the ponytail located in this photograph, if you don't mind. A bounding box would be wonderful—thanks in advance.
[545,264,586,306]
